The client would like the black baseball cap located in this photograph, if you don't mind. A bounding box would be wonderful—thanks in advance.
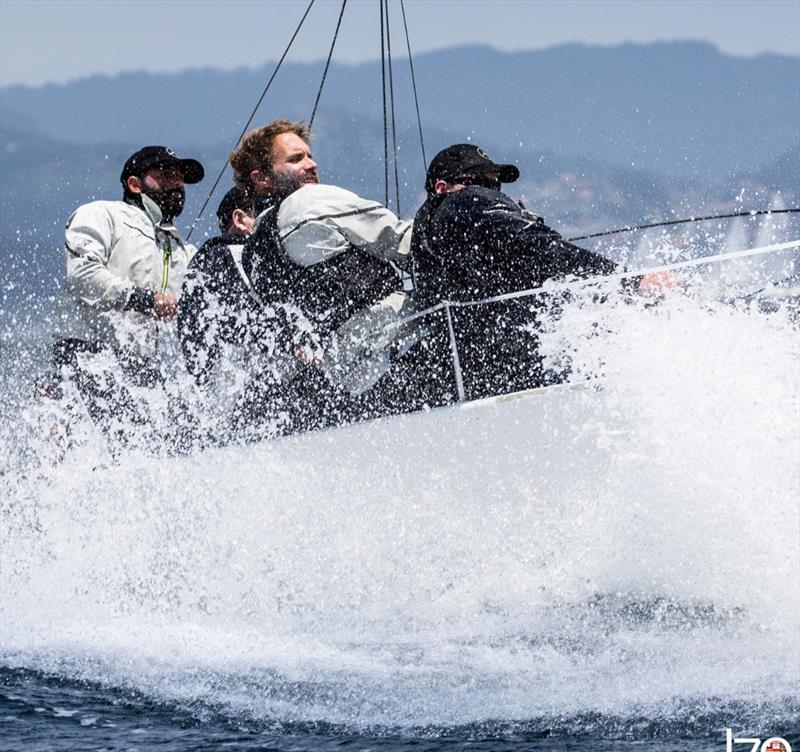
[425,144,519,192]
[120,146,205,185]
[216,186,253,232]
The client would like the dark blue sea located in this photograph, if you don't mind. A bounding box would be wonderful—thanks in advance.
[2,665,798,751]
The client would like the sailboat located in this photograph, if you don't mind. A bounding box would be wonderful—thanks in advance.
[19,0,800,456]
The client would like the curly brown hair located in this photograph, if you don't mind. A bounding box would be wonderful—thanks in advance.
[229,119,311,192]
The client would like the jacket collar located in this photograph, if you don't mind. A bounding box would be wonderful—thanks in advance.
[252,194,282,231]
[126,193,182,239]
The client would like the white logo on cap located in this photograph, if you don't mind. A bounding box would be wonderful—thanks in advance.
[166,148,176,156]
[477,148,490,159]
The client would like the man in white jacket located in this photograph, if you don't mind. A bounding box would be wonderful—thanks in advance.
[55,146,204,449]
[228,120,412,430]
[229,120,411,294]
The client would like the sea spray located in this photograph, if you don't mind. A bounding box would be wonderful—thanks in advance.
[1,258,798,731]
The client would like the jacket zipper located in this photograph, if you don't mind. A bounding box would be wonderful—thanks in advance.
[161,236,172,292]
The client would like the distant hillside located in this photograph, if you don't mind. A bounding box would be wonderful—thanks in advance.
[750,144,800,192]
[2,41,798,179]
[2,42,798,308]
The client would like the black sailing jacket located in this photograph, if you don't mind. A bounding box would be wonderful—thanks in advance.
[408,187,618,401]
[178,233,268,384]
[411,186,617,304]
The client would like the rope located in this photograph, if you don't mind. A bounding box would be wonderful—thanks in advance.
[451,239,800,309]
[187,0,316,240]
[384,0,402,215]
[567,208,800,243]
[309,0,347,130]
[400,0,426,173]
[383,239,800,332]
[379,0,389,207]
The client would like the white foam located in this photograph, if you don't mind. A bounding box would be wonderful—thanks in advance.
[1,253,798,726]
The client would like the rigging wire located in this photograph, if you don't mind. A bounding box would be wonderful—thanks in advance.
[383,239,800,332]
[375,238,800,403]
[309,0,348,130]
[379,0,390,207]
[567,208,800,243]
[400,0,427,173]
[384,0,402,215]
[187,0,317,240]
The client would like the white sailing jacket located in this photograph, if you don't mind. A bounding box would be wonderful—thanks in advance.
[253,184,415,392]
[62,194,197,356]
[275,183,412,268]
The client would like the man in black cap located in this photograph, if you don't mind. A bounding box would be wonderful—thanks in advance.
[404,143,618,403]
[55,145,204,451]
[177,186,291,441]
[412,143,617,303]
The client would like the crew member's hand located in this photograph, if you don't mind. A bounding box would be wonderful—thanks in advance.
[637,271,685,297]
[153,292,178,320]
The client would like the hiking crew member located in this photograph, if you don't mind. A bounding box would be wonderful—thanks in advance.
[178,185,260,385]
[407,143,618,402]
[55,146,204,449]
[177,186,290,441]
[231,119,412,430]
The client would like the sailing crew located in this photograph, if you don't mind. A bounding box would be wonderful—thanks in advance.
[54,145,204,450]
[231,119,412,429]
[178,185,259,385]
[406,143,619,402]
[177,186,290,440]
[401,143,680,404]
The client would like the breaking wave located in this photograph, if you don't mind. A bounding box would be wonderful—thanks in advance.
[1,242,798,743]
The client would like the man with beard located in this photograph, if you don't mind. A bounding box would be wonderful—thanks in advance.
[404,143,673,405]
[54,146,204,451]
[230,120,412,431]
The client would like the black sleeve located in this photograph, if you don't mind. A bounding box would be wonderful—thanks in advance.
[124,287,155,314]
[177,249,221,384]
[434,188,617,296]
[241,211,280,304]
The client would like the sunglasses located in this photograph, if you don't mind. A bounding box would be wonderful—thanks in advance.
[452,174,502,191]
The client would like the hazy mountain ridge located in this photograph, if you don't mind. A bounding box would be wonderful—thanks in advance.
[1,42,798,304]
[3,41,798,177]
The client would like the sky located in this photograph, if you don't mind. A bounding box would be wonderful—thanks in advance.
[1,0,799,88]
